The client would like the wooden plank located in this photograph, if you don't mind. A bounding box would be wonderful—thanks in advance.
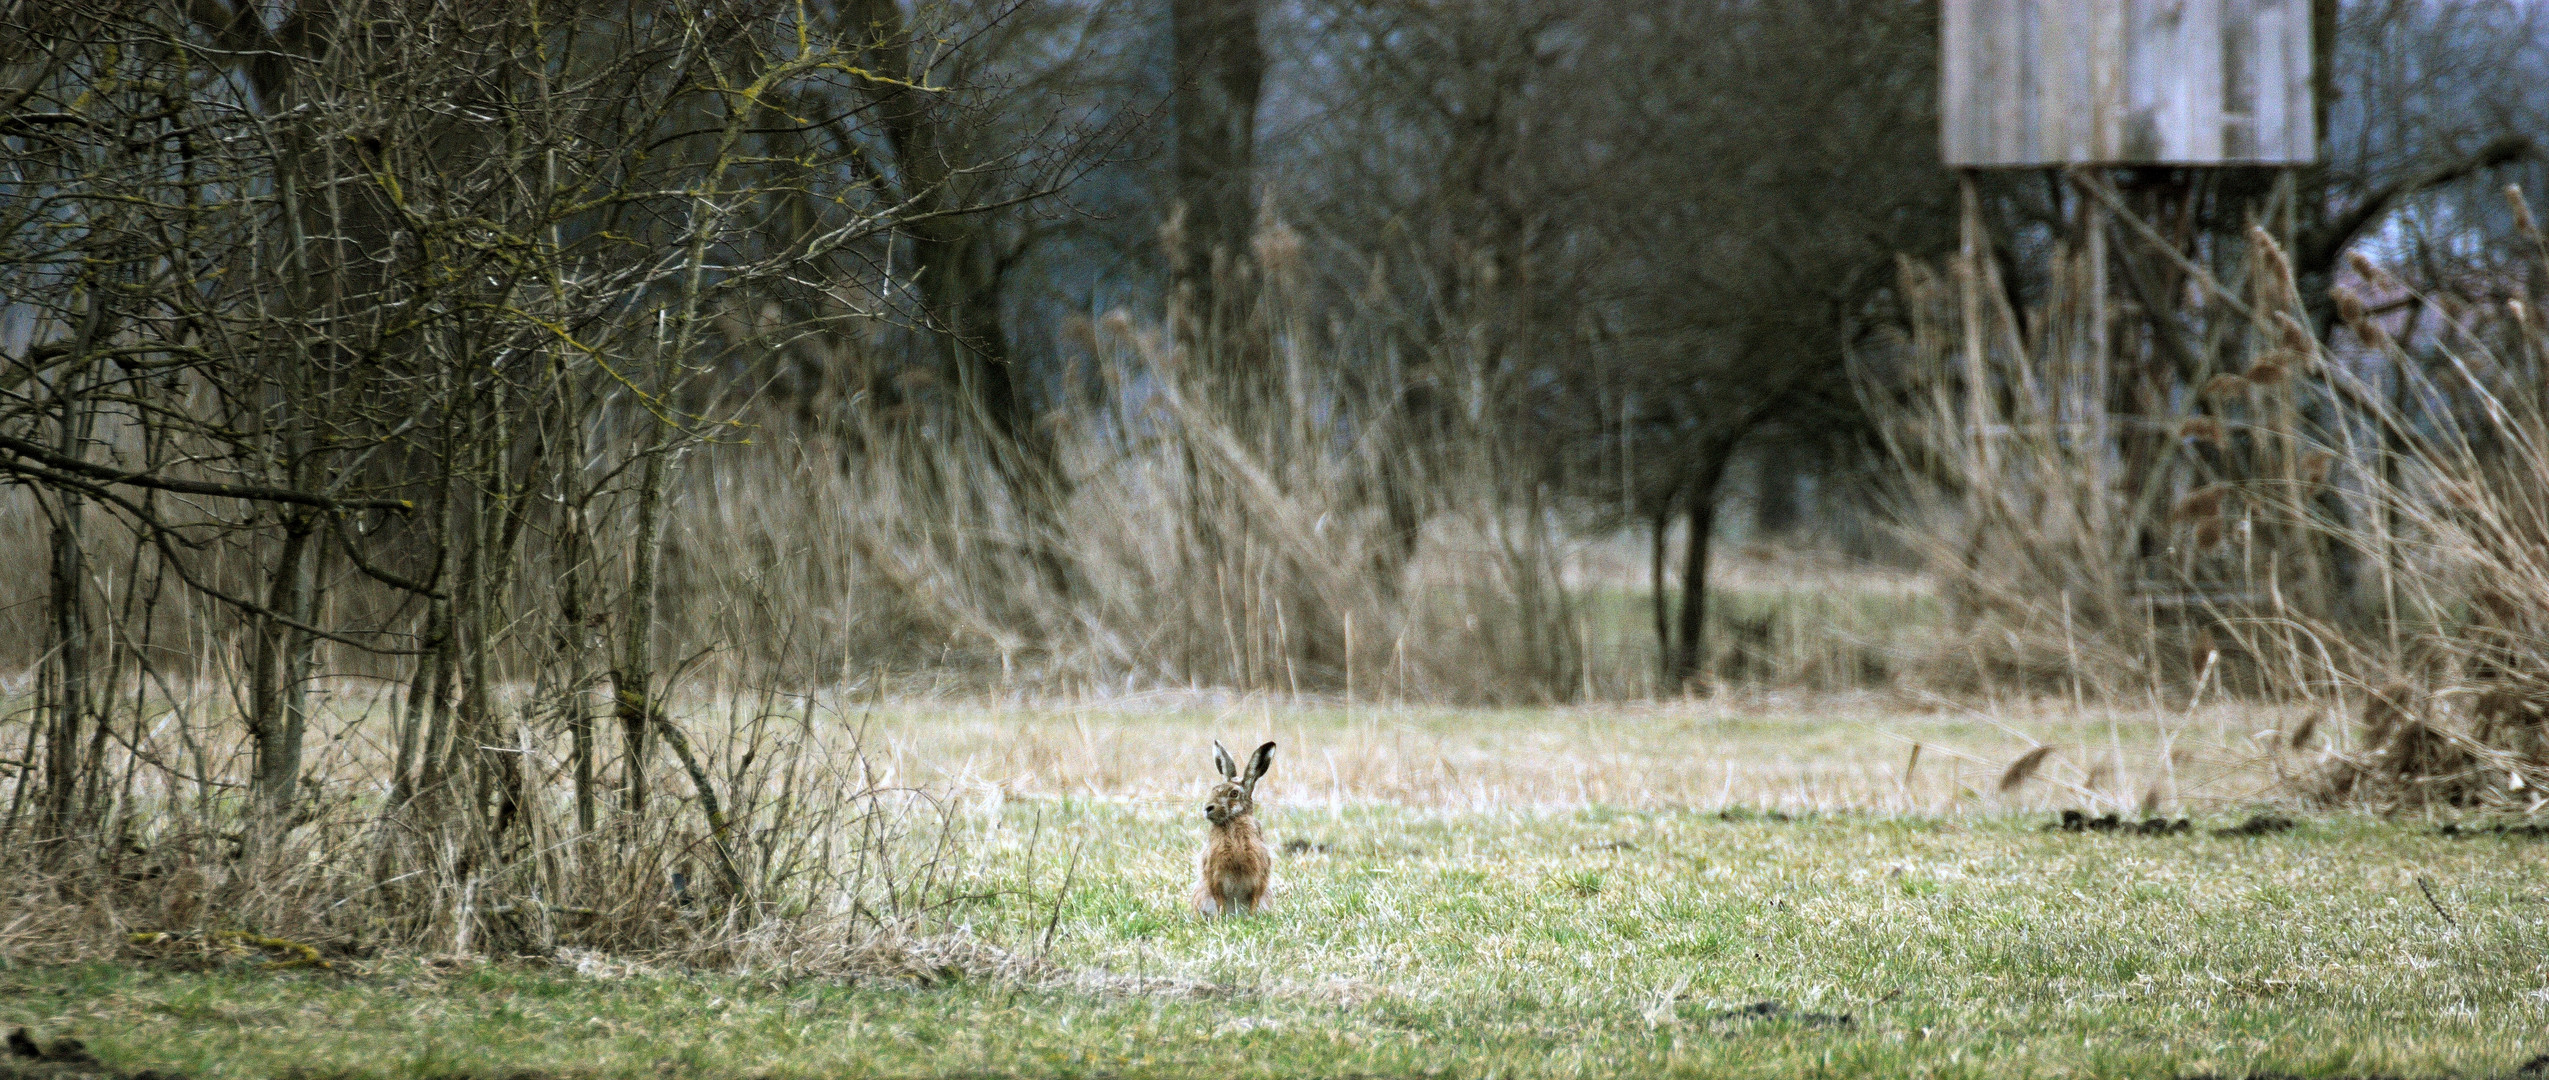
[2222,0,2257,160]
[2179,0,2224,161]
[2042,0,2090,161]
[2024,0,2049,162]
[1942,0,2318,165]
[2250,0,2285,162]
[2090,0,2126,160]
[1942,0,1975,164]
[2278,0,2317,159]
[2122,0,2173,161]
[1990,0,2025,164]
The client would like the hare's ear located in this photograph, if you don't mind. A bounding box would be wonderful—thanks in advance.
[1213,740,1238,781]
[1245,741,1276,784]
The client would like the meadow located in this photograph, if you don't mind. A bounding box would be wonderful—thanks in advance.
[8,8,2549,1080]
[7,699,2542,1080]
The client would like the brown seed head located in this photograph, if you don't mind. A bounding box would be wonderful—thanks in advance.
[2178,415,2225,445]
[2250,225,2293,292]
[2202,373,2251,400]
[2510,183,2541,239]
[2332,284,2369,330]
[2172,484,2229,523]
[2244,356,2290,386]
[2346,250,2396,292]
[2272,311,2317,355]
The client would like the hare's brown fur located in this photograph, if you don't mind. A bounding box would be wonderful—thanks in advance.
[1193,741,1275,916]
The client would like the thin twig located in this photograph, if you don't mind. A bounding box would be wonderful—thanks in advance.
[1039,838,1084,960]
[2415,875,2459,929]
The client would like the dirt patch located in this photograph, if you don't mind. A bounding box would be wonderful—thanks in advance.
[1715,808,1806,824]
[2045,811,2299,837]
[1703,1000,1853,1027]
[2439,822,2549,839]
[2212,814,2299,837]
[5,1028,179,1080]
[2049,810,2192,835]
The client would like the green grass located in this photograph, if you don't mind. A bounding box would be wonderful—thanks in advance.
[7,798,2543,1079]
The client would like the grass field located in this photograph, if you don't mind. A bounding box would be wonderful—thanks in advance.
[5,700,2542,1080]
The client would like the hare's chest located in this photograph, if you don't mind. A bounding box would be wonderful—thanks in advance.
[1218,865,1261,902]
[1198,829,1270,901]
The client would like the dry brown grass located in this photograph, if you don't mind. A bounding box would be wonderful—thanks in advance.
[0,673,1002,977]
[842,693,2302,817]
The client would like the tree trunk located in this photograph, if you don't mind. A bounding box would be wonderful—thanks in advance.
[246,512,317,828]
[1667,451,1739,695]
[561,499,599,839]
[1650,508,1671,691]
[1169,0,1266,335]
[41,480,89,843]
[395,460,462,814]
[910,218,1068,568]
[41,386,95,842]
[614,439,667,814]
[39,308,105,845]
[1754,440,1810,539]
[843,0,1073,595]
[1669,495,1718,695]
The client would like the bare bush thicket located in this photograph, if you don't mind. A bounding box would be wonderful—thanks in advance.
[0,0,1084,965]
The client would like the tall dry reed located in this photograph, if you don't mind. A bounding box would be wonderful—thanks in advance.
[1862,177,2549,808]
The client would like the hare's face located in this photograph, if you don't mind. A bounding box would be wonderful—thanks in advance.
[1204,740,1276,826]
[1204,779,1252,825]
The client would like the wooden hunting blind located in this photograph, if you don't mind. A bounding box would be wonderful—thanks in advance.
[1942,0,2319,167]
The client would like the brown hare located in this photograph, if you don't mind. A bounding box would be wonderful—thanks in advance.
[1193,740,1275,917]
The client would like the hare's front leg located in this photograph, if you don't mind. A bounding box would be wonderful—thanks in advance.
[1220,872,1263,914]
